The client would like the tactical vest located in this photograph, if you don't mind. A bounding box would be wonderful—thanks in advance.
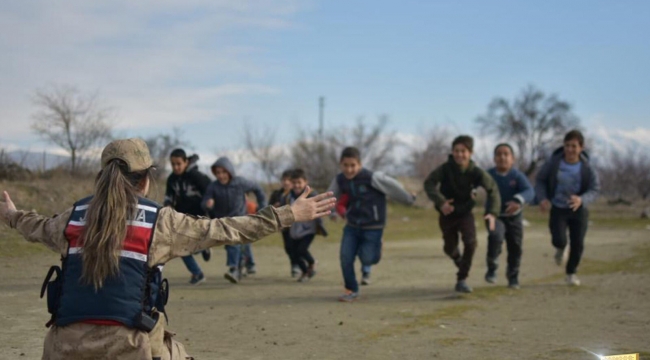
[40,196,169,332]
[336,168,387,228]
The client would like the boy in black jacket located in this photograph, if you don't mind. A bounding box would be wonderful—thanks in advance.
[165,149,212,284]
[424,135,500,293]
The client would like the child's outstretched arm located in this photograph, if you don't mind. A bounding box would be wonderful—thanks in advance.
[370,172,416,205]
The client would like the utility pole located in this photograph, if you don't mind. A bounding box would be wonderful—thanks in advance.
[318,96,325,141]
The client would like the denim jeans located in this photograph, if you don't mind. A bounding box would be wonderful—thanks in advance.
[181,255,203,276]
[340,226,384,293]
[226,244,255,269]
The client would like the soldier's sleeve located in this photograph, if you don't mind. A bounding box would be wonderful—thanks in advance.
[150,205,294,264]
[7,208,72,255]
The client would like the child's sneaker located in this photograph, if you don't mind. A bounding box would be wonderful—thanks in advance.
[338,290,359,302]
[224,268,240,284]
[189,273,205,285]
[291,265,301,278]
[201,249,211,262]
[508,277,520,289]
[246,265,257,275]
[485,270,497,284]
[361,272,371,285]
[297,273,310,283]
[455,280,473,293]
[566,274,580,286]
[307,263,317,279]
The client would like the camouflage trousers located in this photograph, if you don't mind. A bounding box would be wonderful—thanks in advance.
[42,321,192,360]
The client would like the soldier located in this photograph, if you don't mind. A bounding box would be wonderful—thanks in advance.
[0,138,335,360]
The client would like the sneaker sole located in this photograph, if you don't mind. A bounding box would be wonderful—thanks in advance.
[224,273,239,284]
[190,278,206,285]
[361,280,370,285]
[338,297,358,302]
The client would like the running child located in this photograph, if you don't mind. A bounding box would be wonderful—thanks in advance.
[202,157,267,283]
[269,169,301,277]
[164,148,213,285]
[484,143,535,289]
[327,146,416,302]
[281,169,327,282]
[424,135,500,293]
[535,129,600,286]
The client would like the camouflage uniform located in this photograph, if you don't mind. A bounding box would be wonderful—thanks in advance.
[6,204,294,360]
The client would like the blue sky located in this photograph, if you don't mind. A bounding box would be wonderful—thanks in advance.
[1,0,649,163]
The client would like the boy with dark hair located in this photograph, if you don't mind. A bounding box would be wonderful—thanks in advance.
[269,169,301,277]
[203,157,268,283]
[424,135,501,293]
[165,148,212,285]
[280,169,327,282]
[328,146,416,302]
[535,129,600,286]
[484,143,535,289]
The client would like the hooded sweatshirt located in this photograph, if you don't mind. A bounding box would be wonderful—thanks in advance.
[202,157,267,218]
[424,155,501,217]
[164,156,211,216]
[535,147,600,207]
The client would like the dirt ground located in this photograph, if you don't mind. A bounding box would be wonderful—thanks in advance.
[1,223,649,360]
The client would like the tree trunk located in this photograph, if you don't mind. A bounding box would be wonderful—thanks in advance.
[71,148,76,173]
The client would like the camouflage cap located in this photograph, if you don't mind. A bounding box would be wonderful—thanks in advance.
[101,138,153,172]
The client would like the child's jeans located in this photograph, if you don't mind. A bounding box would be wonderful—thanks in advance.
[181,255,202,276]
[226,244,255,269]
[340,226,384,293]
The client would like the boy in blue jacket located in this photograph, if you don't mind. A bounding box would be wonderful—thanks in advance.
[327,147,416,302]
[484,144,535,289]
[535,130,600,286]
[202,157,267,283]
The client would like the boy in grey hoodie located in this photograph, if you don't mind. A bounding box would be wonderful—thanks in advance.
[202,157,268,283]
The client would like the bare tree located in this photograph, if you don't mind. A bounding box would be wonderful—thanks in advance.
[291,115,401,190]
[145,128,189,177]
[408,127,453,179]
[328,115,401,171]
[476,85,580,176]
[291,130,339,191]
[598,147,650,202]
[31,85,113,173]
[242,121,287,185]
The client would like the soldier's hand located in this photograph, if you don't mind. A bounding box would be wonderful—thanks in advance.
[0,191,17,225]
[291,186,336,222]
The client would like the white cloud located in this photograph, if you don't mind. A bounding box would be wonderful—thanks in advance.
[0,0,307,139]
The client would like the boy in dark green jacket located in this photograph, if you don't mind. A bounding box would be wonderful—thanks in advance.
[424,135,501,293]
